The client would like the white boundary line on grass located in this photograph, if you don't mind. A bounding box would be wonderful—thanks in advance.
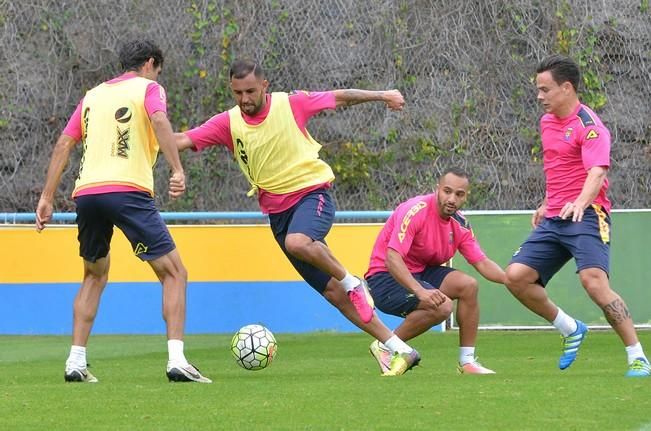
[470,324,651,330]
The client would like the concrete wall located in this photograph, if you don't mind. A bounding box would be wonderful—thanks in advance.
[1,211,649,334]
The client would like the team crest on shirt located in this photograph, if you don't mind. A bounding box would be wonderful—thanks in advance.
[564,127,573,141]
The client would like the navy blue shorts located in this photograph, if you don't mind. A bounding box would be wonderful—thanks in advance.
[365,266,456,317]
[509,204,610,286]
[268,189,335,294]
[75,192,175,262]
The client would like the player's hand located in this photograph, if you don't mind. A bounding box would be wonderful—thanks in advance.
[169,171,186,198]
[35,198,53,232]
[417,289,449,309]
[383,89,405,111]
[531,205,545,228]
[559,201,584,222]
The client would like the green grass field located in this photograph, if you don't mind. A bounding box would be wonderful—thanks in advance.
[1,330,650,430]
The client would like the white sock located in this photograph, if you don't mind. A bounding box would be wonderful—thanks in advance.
[383,335,413,354]
[339,272,359,292]
[552,308,577,337]
[66,345,87,369]
[459,346,476,365]
[625,342,647,365]
[168,339,189,367]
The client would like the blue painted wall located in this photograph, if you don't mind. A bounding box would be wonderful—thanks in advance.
[0,281,440,335]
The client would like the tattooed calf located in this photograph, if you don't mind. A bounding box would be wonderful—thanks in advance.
[603,299,631,326]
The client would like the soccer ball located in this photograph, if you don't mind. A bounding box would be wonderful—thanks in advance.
[230,324,278,371]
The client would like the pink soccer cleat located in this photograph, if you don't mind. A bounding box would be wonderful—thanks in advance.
[348,278,375,324]
[457,358,496,375]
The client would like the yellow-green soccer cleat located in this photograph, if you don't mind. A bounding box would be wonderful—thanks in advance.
[369,340,392,374]
[559,320,588,370]
[625,358,650,377]
[382,349,421,377]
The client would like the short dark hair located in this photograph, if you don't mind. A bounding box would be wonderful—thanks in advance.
[119,39,164,72]
[229,59,265,80]
[440,167,470,182]
[536,54,580,92]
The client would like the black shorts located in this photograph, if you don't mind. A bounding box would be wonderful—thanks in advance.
[509,205,610,286]
[268,189,335,294]
[366,265,456,317]
[74,192,175,262]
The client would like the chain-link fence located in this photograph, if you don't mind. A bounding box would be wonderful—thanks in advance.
[1,0,649,214]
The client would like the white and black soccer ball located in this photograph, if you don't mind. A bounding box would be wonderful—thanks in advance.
[230,324,278,371]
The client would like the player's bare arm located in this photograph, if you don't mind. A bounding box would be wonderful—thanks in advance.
[559,166,608,222]
[386,248,448,308]
[471,258,507,284]
[174,132,196,152]
[333,89,405,111]
[151,111,185,198]
[36,133,78,232]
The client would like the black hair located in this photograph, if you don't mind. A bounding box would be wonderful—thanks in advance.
[536,54,580,92]
[119,39,164,72]
[229,58,265,80]
[440,167,470,182]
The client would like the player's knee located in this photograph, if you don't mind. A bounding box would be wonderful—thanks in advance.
[462,276,478,297]
[83,270,108,286]
[504,265,526,291]
[422,297,453,321]
[150,254,187,283]
[444,276,477,300]
[284,235,309,258]
[172,263,188,282]
[438,298,454,318]
[579,268,610,299]
[165,261,188,285]
[83,260,109,283]
[579,268,605,287]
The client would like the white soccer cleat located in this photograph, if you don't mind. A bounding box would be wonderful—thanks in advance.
[457,358,496,375]
[64,365,98,383]
[166,363,212,383]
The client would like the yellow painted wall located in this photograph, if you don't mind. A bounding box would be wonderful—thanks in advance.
[0,224,383,283]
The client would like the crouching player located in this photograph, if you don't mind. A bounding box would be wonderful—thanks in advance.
[365,168,506,376]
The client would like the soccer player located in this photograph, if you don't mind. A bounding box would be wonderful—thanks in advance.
[176,59,417,376]
[505,54,650,377]
[365,168,506,375]
[35,39,211,383]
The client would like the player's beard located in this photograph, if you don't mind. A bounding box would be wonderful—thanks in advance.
[438,198,457,217]
[241,96,264,115]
